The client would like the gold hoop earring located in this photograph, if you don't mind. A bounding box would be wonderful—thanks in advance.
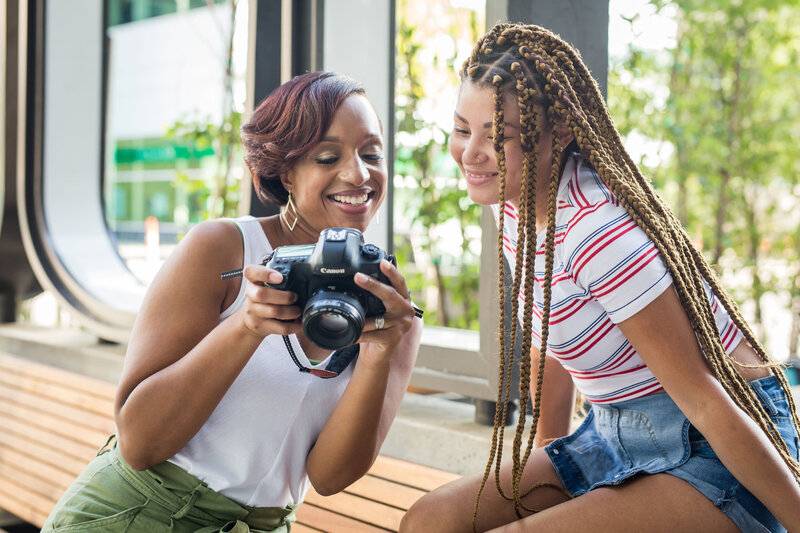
[282,193,298,231]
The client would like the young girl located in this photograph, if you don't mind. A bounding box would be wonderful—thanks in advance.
[43,71,422,532]
[402,23,800,532]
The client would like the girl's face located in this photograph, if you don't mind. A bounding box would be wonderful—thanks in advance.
[283,94,386,235]
[449,80,555,207]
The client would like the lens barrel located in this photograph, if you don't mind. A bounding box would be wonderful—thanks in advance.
[302,290,365,349]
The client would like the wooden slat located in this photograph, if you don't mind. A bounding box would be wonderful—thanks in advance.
[0,477,59,528]
[0,411,98,462]
[295,504,388,532]
[0,396,112,447]
[0,430,89,475]
[290,522,326,533]
[304,489,405,531]
[345,475,426,510]
[0,352,117,398]
[0,386,115,435]
[0,443,79,489]
[0,369,115,417]
[368,455,460,492]
[0,460,70,502]
[0,378,115,426]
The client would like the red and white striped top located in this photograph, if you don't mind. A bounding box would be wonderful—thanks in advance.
[493,153,742,404]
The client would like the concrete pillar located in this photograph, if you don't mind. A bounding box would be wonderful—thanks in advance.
[486,0,609,97]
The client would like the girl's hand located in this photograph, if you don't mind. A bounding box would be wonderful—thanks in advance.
[237,264,304,338]
[353,260,417,361]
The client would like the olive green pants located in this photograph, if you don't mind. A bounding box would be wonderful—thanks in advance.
[42,440,297,532]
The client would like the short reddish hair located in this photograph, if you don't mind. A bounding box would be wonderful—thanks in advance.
[241,71,366,206]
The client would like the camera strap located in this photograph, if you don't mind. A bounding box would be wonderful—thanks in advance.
[281,336,359,379]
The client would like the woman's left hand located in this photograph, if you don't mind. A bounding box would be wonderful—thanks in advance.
[353,260,417,360]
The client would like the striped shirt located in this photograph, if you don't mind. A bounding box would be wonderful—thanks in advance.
[493,153,742,404]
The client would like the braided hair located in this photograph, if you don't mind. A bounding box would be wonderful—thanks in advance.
[463,22,800,528]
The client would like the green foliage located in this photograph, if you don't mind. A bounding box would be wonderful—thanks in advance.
[164,0,242,223]
[394,0,483,329]
[608,0,800,349]
[165,109,243,220]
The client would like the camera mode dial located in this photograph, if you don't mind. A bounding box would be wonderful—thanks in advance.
[361,244,381,260]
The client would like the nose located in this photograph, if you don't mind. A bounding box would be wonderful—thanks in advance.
[340,154,370,185]
[461,136,488,166]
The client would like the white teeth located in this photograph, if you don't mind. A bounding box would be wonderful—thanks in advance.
[331,193,369,206]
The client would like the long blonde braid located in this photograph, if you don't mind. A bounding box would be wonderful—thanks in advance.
[463,23,800,530]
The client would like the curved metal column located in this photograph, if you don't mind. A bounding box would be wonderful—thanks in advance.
[15,0,143,341]
[1,0,41,322]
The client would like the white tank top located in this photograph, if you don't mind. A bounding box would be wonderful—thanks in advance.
[168,216,356,507]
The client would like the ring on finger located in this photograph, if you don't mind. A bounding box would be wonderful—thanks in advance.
[374,313,385,330]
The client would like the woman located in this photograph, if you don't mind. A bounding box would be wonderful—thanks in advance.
[401,24,800,532]
[43,71,422,532]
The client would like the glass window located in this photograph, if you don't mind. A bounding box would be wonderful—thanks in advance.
[394,0,485,330]
[107,0,227,26]
[104,0,246,283]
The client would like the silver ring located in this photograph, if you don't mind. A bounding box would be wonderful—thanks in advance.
[374,314,385,330]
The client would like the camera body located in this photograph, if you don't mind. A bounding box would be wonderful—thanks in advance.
[263,228,395,349]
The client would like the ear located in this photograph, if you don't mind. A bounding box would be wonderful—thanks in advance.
[246,162,259,188]
[558,122,574,148]
[279,171,293,196]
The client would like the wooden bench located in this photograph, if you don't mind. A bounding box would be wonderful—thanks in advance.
[0,351,117,527]
[294,456,458,532]
[0,351,459,531]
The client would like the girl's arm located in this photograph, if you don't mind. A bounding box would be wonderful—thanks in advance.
[531,355,576,449]
[616,286,800,531]
[305,260,422,495]
[115,220,302,470]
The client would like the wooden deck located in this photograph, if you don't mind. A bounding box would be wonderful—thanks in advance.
[0,351,458,531]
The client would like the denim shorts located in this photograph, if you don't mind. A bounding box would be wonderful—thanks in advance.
[545,376,799,532]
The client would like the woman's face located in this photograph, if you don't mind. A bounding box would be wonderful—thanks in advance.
[283,94,386,234]
[449,80,554,207]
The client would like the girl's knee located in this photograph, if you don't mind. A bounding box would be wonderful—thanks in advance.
[404,490,476,533]
[401,495,440,533]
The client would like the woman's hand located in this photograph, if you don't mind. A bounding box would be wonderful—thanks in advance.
[353,260,417,360]
[236,265,304,339]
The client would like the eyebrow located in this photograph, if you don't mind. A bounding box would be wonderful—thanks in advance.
[320,133,382,143]
[453,111,518,130]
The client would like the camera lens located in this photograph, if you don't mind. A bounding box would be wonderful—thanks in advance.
[316,312,350,334]
[303,290,365,349]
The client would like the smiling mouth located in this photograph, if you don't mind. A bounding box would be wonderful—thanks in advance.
[329,191,373,206]
[465,170,498,180]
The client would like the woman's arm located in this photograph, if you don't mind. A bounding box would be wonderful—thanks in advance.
[616,286,800,531]
[115,220,302,470]
[306,260,422,495]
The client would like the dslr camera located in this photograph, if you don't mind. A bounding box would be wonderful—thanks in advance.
[263,228,395,350]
